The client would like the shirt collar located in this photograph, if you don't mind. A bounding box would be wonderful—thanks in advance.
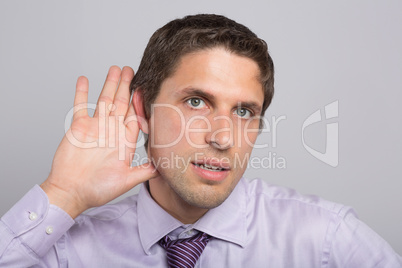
[137,179,248,254]
[137,183,183,255]
[192,179,247,247]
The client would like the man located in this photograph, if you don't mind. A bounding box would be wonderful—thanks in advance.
[0,14,401,267]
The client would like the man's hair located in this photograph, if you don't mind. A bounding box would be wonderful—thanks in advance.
[130,14,274,135]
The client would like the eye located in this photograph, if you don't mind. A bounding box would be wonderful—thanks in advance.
[235,107,252,119]
[187,98,206,109]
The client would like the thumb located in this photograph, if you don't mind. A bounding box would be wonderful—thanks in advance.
[125,162,160,189]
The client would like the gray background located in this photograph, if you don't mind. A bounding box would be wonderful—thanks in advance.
[1,0,401,254]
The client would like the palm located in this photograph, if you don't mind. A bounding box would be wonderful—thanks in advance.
[42,66,157,218]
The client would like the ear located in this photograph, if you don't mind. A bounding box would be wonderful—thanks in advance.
[132,90,149,134]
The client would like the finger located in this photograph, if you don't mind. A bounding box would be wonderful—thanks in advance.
[119,105,140,160]
[73,76,89,120]
[93,66,121,118]
[125,99,137,129]
[111,66,134,117]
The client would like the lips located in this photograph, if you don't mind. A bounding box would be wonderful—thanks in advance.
[192,158,230,170]
[195,163,226,171]
[191,158,230,182]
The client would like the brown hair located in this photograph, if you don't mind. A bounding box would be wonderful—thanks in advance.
[130,14,274,129]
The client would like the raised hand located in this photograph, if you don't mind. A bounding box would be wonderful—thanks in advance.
[41,66,158,218]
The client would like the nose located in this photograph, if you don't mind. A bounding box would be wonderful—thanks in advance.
[205,115,234,150]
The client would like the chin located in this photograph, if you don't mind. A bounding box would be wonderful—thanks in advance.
[172,183,234,209]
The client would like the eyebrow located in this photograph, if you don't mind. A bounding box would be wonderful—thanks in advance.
[175,87,216,103]
[239,101,262,115]
[176,87,263,114]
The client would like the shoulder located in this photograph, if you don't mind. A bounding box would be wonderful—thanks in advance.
[240,179,402,266]
[63,192,143,259]
[67,193,140,242]
[74,193,140,225]
[241,178,356,263]
[241,177,355,223]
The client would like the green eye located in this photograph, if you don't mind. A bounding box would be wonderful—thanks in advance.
[187,98,205,108]
[235,108,252,118]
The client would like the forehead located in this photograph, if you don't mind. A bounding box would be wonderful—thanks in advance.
[157,47,264,103]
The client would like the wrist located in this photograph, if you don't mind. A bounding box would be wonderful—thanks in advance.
[40,179,86,219]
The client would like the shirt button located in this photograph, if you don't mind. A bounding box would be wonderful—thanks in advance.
[29,212,38,221]
[45,226,54,235]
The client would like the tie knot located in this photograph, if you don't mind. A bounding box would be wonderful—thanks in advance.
[159,232,211,268]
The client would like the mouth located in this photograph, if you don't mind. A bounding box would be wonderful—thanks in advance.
[191,158,230,182]
[193,163,227,172]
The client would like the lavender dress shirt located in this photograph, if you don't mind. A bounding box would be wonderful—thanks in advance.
[1,178,401,267]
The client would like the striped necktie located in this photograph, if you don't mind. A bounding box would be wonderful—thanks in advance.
[159,232,212,268]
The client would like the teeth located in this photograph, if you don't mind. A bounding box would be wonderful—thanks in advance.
[198,164,223,171]
[205,163,220,170]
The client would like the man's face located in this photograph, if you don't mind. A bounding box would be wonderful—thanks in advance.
[147,47,263,209]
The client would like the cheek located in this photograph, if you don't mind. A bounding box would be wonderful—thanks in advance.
[150,106,186,147]
[185,116,211,147]
[243,120,260,147]
[245,132,259,147]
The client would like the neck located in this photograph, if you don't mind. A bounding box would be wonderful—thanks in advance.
[148,178,208,224]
